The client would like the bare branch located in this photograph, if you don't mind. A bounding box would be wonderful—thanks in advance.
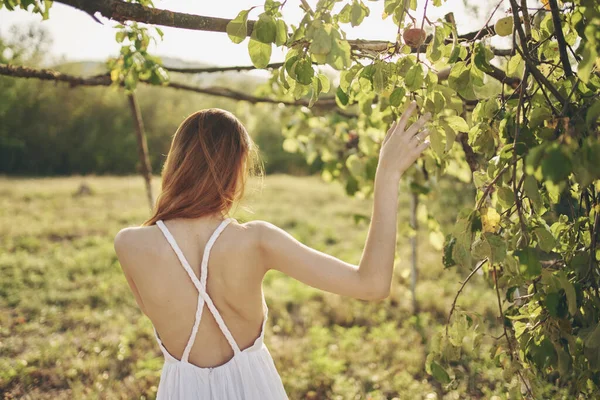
[0,63,351,114]
[547,0,573,77]
[472,0,504,42]
[127,92,154,211]
[508,0,567,104]
[457,133,479,173]
[164,63,284,74]
[446,259,487,334]
[54,0,253,33]
[0,63,112,86]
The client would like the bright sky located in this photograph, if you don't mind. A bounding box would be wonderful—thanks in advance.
[0,0,502,67]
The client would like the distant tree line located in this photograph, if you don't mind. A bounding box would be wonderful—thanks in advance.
[0,25,311,176]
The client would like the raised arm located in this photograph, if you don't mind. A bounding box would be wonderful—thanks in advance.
[256,101,431,300]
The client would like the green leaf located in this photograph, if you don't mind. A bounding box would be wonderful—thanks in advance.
[578,41,598,83]
[557,272,577,316]
[346,154,365,178]
[430,361,451,384]
[295,59,314,85]
[530,106,552,128]
[447,18,460,63]
[484,232,506,264]
[284,55,299,78]
[524,174,543,210]
[443,234,457,268]
[404,63,423,91]
[541,144,572,183]
[309,24,333,55]
[372,63,387,94]
[473,42,494,73]
[430,126,445,157]
[309,75,322,108]
[534,225,556,252]
[426,26,444,62]
[448,62,477,101]
[326,30,352,70]
[338,4,352,23]
[226,10,249,44]
[506,54,524,78]
[339,65,360,92]
[336,87,349,106]
[318,73,330,93]
[586,101,600,127]
[545,292,561,317]
[452,239,472,268]
[389,87,406,107]
[253,14,277,44]
[275,19,288,46]
[471,236,489,260]
[515,247,542,279]
[248,39,272,68]
[350,0,368,27]
[497,186,515,209]
[442,115,469,132]
[264,0,281,14]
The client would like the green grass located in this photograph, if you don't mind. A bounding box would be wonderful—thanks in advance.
[1,175,507,399]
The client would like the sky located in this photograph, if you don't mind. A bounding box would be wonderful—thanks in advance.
[0,0,503,67]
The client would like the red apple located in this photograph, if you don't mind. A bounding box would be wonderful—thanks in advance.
[403,28,427,48]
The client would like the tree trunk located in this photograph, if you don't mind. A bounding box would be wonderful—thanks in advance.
[410,192,419,314]
[127,92,154,211]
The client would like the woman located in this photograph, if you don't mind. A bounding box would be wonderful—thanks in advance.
[114,103,431,399]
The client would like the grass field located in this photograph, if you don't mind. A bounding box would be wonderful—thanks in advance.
[1,175,509,399]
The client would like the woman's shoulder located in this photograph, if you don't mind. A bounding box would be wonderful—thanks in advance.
[113,225,162,269]
[114,224,157,250]
[235,220,283,242]
[234,220,291,257]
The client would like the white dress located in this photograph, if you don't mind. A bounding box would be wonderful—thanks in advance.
[153,218,288,399]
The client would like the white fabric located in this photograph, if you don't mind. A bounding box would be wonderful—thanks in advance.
[153,218,288,399]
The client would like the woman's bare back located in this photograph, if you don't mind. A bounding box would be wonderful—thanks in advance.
[115,216,266,368]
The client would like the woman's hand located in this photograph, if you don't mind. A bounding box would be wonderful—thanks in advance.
[377,101,431,181]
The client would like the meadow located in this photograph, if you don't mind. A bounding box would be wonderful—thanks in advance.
[1,175,509,399]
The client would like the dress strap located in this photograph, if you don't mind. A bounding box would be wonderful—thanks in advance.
[156,218,241,359]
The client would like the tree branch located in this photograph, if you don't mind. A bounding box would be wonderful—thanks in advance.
[53,0,513,57]
[0,63,351,114]
[457,132,479,173]
[492,264,534,399]
[446,259,487,334]
[547,0,573,77]
[508,0,567,104]
[164,62,284,74]
[0,63,112,86]
[54,0,254,33]
[471,0,504,42]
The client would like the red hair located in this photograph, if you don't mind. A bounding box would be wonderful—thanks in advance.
[144,108,260,226]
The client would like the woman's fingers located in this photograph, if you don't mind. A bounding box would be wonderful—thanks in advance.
[410,128,431,145]
[405,112,431,138]
[383,120,398,145]
[396,101,418,133]
[416,139,431,153]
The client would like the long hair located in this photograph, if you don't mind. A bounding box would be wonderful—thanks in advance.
[144,108,260,226]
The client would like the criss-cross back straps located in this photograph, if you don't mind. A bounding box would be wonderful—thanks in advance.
[156,218,241,361]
